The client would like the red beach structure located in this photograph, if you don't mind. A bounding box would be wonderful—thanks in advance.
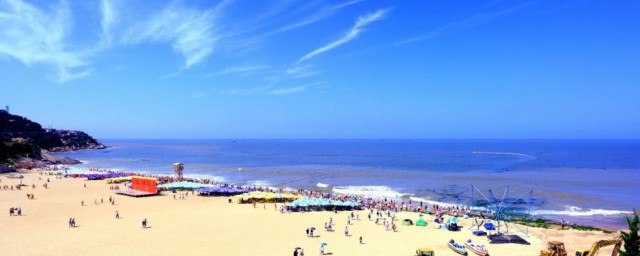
[131,176,157,193]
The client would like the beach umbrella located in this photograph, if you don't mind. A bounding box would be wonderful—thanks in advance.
[294,247,301,250]
[310,227,316,231]
[320,242,327,247]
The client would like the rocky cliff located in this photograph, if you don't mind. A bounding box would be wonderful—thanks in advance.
[0,110,106,170]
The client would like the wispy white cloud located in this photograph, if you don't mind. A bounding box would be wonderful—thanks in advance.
[218,85,274,96]
[396,2,536,45]
[99,0,117,47]
[268,0,363,36]
[211,64,269,76]
[298,8,390,62]
[269,82,325,95]
[124,1,229,68]
[0,0,91,83]
[285,65,322,78]
[210,81,325,96]
[262,64,322,83]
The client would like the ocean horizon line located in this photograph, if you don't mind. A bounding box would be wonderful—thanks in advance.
[95,138,640,141]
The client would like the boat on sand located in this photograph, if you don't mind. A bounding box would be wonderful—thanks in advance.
[465,239,489,256]
[448,239,468,255]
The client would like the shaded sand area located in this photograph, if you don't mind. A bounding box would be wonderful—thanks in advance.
[1,172,619,256]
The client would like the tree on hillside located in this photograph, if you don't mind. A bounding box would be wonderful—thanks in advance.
[619,209,640,256]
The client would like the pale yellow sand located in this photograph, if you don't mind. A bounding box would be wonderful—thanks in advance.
[0,171,619,256]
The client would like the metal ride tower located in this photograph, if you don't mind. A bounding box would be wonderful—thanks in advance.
[470,184,533,238]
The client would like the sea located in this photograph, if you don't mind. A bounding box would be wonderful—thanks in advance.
[57,139,640,229]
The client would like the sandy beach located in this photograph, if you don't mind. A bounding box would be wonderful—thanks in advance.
[0,171,620,256]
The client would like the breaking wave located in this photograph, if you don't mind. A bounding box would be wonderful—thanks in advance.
[246,180,272,187]
[532,205,632,217]
[332,186,411,198]
[316,183,329,188]
[183,173,226,182]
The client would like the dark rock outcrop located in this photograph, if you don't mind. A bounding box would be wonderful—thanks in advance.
[0,110,105,169]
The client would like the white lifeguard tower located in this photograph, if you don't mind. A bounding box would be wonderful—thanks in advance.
[173,163,184,181]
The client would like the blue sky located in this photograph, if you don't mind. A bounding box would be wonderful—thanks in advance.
[1,0,639,139]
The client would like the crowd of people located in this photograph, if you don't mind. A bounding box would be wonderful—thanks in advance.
[41,166,473,219]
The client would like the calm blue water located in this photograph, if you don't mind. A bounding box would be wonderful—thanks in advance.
[58,139,640,228]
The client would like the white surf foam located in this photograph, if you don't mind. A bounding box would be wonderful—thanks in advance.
[409,196,460,207]
[317,183,329,188]
[246,180,272,187]
[532,205,632,217]
[332,186,411,198]
[183,174,226,182]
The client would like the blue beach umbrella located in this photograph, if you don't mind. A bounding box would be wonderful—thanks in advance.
[321,242,328,247]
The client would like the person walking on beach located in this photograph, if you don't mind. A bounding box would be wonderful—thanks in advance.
[359,236,363,244]
[68,218,72,228]
[115,211,120,219]
[81,200,84,206]
[142,218,147,228]
[306,228,309,237]
[344,226,349,236]
[17,207,21,216]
